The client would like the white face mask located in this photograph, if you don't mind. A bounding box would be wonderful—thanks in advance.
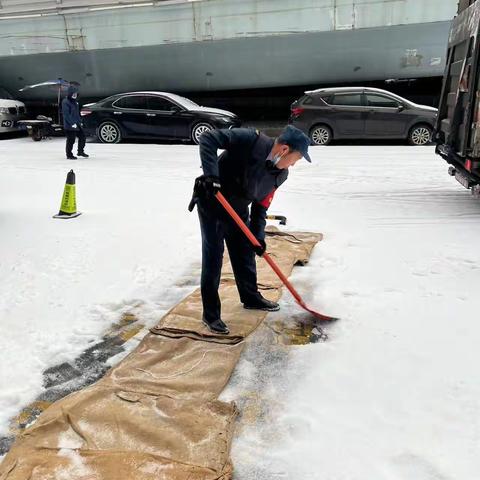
[271,152,284,167]
[72,93,78,99]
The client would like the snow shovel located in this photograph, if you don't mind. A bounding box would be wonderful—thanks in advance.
[215,191,338,323]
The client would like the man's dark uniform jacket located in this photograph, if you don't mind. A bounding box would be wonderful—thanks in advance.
[197,127,289,323]
[200,127,288,239]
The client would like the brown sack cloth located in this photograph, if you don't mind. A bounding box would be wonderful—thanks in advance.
[0,228,322,480]
[103,335,245,401]
[151,229,322,344]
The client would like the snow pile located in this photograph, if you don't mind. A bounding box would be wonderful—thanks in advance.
[0,137,202,438]
[224,147,480,478]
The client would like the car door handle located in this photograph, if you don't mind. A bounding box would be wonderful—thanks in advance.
[113,111,122,115]
[146,113,156,117]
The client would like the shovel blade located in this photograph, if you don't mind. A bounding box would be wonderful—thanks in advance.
[300,302,339,323]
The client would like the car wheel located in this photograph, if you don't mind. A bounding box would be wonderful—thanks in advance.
[408,124,432,146]
[98,122,121,144]
[310,125,332,146]
[31,128,43,141]
[192,123,213,144]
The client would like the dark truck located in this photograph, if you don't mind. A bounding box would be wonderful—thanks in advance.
[435,0,480,197]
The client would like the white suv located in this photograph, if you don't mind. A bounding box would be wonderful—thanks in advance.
[0,87,26,133]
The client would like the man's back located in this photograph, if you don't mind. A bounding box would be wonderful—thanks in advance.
[200,128,287,204]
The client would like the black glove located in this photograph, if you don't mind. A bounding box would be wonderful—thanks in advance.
[253,238,266,257]
[193,175,222,199]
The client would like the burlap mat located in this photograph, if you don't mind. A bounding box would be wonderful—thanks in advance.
[0,228,323,480]
[103,335,245,401]
[151,229,322,344]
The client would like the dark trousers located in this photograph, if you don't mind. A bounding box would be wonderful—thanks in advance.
[65,128,86,157]
[197,197,261,322]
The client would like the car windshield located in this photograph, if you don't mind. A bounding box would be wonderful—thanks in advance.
[166,93,200,109]
[0,87,14,100]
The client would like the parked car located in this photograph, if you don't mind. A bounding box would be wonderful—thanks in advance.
[0,87,27,134]
[81,91,241,144]
[289,87,437,146]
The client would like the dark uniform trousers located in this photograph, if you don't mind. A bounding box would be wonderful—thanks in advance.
[197,197,260,322]
[66,128,86,157]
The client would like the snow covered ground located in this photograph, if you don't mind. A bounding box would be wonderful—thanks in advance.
[1,135,480,478]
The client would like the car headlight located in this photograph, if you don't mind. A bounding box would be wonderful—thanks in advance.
[0,107,9,114]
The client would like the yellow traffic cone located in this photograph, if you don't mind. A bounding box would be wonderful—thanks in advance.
[53,169,82,219]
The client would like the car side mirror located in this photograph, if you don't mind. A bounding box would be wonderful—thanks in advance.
[397,104,405,112]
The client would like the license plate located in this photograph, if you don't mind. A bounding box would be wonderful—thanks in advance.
[455,171,473,189]
[1,120,13,128]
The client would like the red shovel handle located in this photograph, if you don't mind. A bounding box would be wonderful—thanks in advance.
[261,252,305,306]
[215,191,262,247]
[215,191,338,323]
[216,192,308,307]
[216,190,300,299]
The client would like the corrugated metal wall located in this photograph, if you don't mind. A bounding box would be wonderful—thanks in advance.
[0,0,458,57]
[0,0,457,25]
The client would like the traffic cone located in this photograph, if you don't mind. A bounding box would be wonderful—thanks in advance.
[53,169,82,219]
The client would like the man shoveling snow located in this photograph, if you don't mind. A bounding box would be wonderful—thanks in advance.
[190,125,311,334]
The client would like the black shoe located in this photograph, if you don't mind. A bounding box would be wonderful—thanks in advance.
[243,296,280,312]
[202,318,230,335]
[77,152,89,158]
[66,154,77,160]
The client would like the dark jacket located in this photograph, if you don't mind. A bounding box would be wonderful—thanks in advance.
[62,88,82,131]
[199,128,288,240]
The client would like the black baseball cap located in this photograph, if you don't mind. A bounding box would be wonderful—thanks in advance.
[277,125,312,163]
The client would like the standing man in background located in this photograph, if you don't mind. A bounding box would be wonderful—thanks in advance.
[62,85,89,160]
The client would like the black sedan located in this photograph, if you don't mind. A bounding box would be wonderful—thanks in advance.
[289,87,437,146]
[81,91,241,144]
